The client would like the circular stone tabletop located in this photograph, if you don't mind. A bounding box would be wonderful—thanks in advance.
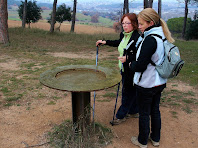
[39,65,121,92]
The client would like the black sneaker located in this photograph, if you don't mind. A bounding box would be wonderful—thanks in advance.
[126,113,139,119]
[111,117,126,125]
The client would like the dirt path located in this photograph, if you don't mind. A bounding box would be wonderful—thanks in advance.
[0,52,198,148]
[0,89,198,148]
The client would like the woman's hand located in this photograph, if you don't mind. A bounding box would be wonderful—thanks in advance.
[96,40,106,46]
[118,56,126,63]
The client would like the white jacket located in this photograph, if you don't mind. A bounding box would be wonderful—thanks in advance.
[134,26,167,88]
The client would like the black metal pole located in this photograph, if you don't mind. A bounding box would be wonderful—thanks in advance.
[71,92,91,131]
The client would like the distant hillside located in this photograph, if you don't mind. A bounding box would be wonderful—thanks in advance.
[7,0,197,22]
[8,0,53,9]
[8,0,21,5]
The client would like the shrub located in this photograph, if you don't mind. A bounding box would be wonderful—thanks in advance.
[185,19,198,40]
[113,22,122,33]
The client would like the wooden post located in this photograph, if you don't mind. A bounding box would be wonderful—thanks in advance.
[0,0,9,44]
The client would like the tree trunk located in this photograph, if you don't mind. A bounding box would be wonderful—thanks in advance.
[144,0,149,9]
[148,0,153,8]
[50,0,57,33]
[158,0,162,17]
[22,0,27,28]
[71,0,77,32]
[182,0,189,38]
[120,8,123,21]
[144,0,153,9]
[123,0,129,15]
[0,0,9,44]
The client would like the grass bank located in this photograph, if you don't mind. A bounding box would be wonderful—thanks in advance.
[175,40,198,86]
[0,27,197,111]
[0,27,119,108]
[5,27,197,86]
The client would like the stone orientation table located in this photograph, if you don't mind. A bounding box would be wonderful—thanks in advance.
[39,65,121,129]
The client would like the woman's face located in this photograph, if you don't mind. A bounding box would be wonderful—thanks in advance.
[138,17,153,33]
[122,17,133,33]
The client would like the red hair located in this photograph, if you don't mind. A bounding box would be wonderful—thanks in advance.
[121,13,138,30]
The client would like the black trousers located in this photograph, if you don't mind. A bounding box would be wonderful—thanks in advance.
[116,72,138,119]
[135,84,166,145]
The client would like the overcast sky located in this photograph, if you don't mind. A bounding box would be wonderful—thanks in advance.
[40,0,180,4]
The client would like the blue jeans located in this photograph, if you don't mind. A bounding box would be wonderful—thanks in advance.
[136,84,166,145]
[116,72,138,119]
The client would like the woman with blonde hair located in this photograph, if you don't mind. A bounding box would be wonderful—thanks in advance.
[120,8,174,147]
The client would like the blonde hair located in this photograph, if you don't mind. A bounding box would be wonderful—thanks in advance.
[138,8,175,43]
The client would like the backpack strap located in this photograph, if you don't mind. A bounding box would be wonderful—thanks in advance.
[148,34,167,42]
[150,60,156,66]
[147,34,167,66]
[138,72,143,83]
[138,34,164,83]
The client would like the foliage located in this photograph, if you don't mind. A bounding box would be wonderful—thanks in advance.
[113,22,122,33]
[193,10,198,20]
[185,19,198,40]
[167,17,191,33]
[191,0,198,6]
[91,14,99,23]
[185,8,198,40]
[18,1,42,26]
[48,3,71,25]
[47,120,113,148]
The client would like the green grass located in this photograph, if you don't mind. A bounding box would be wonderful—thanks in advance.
[174,40,198,86]
[8,9,52,21]
[161,88,197,114]
[47,101,56,105]
[97,99,111,102]
[47,120,113,148]
[170,111,178,118]
[8,10,20,20]
[102,92,117,98]
[182,105,193,114]
[5,96,21,102]
[182,99,194,104]
[1,87,10,93]
[41,10,52,20]
[76,13,91,22]
[0,27,197,112]
[0,27,119,108]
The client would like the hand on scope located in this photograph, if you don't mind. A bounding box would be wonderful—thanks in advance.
[118,56,126,63]
[96,40,106,47]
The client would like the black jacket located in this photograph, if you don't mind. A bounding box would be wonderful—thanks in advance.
[129,26,158,73]
[105,30,140,86]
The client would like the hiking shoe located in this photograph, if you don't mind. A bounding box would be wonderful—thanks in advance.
[126,113,139,119]
[149,136,160,147]
[110,117,126,125]
[131,136,147,148]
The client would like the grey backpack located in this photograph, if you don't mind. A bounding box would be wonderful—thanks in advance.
[149,34,185,79]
